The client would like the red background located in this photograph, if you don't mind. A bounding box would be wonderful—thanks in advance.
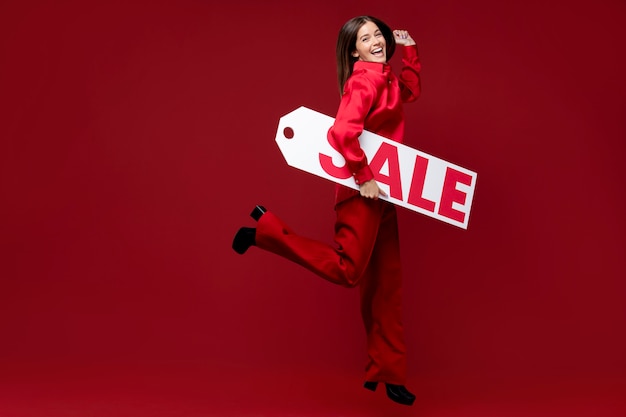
[1,0,625,416]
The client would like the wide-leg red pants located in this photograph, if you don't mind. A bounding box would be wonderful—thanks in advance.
[255,196,407,384]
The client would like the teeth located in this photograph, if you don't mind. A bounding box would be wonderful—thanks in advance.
[373,48,382,53]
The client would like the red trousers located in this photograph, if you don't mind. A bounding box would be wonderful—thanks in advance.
[255,196,407,384]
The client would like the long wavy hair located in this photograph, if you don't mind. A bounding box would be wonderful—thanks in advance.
[336,16,396,94]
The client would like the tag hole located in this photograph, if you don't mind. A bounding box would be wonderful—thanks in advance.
[283,127,294,139]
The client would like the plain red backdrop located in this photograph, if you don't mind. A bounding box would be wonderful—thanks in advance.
[1,0,625,415]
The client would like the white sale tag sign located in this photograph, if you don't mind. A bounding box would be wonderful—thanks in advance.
[275,106,477,229]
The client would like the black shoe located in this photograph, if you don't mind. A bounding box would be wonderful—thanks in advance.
[250,205,266,221]
[232,227,256,254]
[385,383,415,406]
[363,381,415,406]
[364,381,378,391]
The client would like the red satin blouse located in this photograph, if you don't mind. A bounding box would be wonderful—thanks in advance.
[327,45,421,204]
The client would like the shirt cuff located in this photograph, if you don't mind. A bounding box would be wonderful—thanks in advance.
[403,44,418,57]
[353,165,374,185]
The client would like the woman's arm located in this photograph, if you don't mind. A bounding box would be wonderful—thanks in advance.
[394,30,421,103]
[328,75,376,186]
[328,74,388,200]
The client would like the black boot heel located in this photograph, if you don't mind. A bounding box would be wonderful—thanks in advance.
[363,381,378,391]
[232,227,256,254]
[250,205,266,221]
[385,384,416,406]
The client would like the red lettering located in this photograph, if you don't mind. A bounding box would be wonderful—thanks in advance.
[407,155,436,212]
[438,167,473,223]
[369,142,403,200]
[319,134,351,179]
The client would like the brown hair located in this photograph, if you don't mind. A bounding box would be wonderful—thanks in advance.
[336,16,396,94]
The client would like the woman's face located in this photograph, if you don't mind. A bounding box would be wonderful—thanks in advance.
[352,21,386,63]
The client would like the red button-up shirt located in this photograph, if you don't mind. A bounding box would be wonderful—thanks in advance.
[327,45,421,204]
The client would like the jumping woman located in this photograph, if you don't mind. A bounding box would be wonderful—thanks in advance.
[232,15,421,406]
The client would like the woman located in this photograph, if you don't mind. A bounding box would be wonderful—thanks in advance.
[232,16,421,406]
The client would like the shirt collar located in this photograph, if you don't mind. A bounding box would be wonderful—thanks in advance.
[353,60,391,74]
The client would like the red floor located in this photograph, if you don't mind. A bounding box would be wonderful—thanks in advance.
[0,361,623,417]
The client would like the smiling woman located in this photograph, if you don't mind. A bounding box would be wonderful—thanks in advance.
[351,21,416,65]
[2,0,625,415]
[232,15,422,406]
[353,21,389,63]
